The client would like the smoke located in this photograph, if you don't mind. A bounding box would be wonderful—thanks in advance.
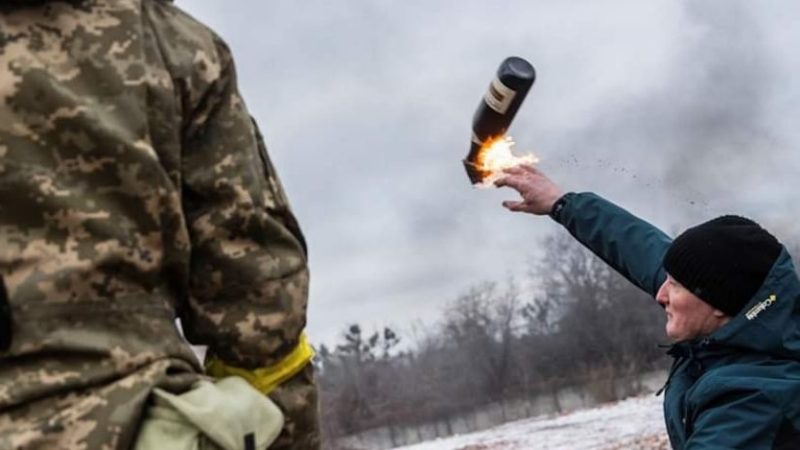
[662,2,773,207]
[544,0,787,228]
[186,0,800,346]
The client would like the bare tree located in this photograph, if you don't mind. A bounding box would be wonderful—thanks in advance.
[442,280,523,403]
[524,233,666,394]
[318,232,669,445]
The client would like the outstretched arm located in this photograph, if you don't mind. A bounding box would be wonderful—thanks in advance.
[496,165,670,297]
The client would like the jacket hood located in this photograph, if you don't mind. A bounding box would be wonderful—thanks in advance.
[707,248,800,360]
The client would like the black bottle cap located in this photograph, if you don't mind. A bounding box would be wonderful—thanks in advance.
[497,57,536,90]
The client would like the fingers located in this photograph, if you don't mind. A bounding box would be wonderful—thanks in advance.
[502,165,528,176]
[503,200,535,213]
[497,163,558,215]
[494,176,510,188]
[495,166,532,187]
[494,175,525,191]
[502,163,538,174]
[493,175,511,188]
[502,200,526,211]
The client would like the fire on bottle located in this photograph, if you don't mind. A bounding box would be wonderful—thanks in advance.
[463,56,538,186]
[464,135,538,187]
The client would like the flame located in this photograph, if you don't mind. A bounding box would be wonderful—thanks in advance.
[475,135,539,187]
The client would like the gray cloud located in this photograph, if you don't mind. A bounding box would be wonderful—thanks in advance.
[184,0,800,346]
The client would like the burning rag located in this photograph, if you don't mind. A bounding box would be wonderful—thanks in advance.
[133,376,284,450]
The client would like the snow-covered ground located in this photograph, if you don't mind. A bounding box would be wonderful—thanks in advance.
[393,395,669,450]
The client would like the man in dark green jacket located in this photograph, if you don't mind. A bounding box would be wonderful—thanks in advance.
[496,164,800,449]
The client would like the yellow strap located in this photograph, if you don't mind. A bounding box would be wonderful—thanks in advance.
[205,333,315,395]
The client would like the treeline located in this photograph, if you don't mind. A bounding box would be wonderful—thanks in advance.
[315,233,671,442]
[315,234,800,444]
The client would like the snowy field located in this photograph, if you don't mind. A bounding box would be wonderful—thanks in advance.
[392,395,669,450]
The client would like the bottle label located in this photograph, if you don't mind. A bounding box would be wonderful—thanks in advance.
[484,77,517,115]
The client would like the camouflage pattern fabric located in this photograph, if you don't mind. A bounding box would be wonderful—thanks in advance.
[0,0,318,448]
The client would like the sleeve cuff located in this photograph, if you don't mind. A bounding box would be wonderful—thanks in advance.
[205,332,315,395]
[549,192,576,222]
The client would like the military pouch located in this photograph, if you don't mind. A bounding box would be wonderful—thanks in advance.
[133,377,284,450]
[0,277,11,351]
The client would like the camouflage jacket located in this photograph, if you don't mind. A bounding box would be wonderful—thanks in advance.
[0,0,310,448]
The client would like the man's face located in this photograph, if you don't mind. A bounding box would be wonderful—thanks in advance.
[655,275,729,341]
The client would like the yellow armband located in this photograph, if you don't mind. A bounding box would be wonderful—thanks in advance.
[205,333,315,395]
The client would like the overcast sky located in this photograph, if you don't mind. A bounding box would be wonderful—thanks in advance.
[182,0,800,348]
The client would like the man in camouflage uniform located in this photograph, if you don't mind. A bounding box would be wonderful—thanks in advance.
[0,1,319,449]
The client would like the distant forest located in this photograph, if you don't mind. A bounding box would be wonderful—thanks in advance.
[314,232,800,443]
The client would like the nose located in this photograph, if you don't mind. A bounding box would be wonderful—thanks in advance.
[656,280,669,309]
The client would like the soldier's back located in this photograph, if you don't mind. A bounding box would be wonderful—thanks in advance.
[0,1,226,448]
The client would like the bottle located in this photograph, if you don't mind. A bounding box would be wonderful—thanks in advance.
[464,56,536,183]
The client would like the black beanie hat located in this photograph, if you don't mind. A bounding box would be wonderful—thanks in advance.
[663,215,782,317]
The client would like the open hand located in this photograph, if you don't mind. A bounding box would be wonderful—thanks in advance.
[494,165,564,215]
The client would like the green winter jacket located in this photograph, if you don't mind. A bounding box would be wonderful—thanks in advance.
[554,192,800,450]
